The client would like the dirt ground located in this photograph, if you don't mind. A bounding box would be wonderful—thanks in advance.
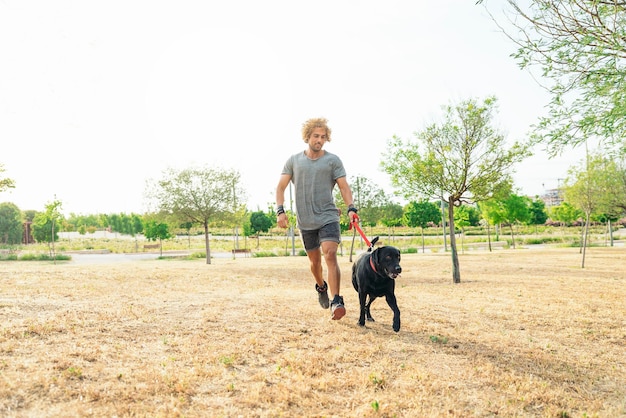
[1,247,625,417]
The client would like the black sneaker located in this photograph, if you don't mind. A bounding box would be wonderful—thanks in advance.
[330,295,346,320]
[316,281,330,309]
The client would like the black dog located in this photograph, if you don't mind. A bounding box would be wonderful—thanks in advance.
[351,246,402,332]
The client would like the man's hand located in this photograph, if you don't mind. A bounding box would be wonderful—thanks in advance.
[277,213,289,228]
[347,205,359,224]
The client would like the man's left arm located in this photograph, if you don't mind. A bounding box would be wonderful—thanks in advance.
[336,177,358,222]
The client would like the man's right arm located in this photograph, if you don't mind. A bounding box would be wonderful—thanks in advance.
[275,174,291,228]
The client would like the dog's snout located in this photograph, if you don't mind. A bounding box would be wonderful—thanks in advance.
[395,265,402,273]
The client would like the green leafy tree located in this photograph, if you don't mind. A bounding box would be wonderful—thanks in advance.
[564,153,620,266]
[478,199,502,250]
[593,156,626,245]
[528,197,548,230]
[32,198,63,259]
[179,221,195,249]
[549,201,583,226]
[380,203,405,242]
[382,96,528,283]
[23,210,37,222]
[404,200,440,252]
[249,211,272,235]
[247,211,273,249]
[0,202,23,245]
[67,213,103,230]
[380,203,404,227]
[335,175,389,227]
[0,163,16,193]
[499,193,532,249]
[131,213,144,235]
[143,220,171,257]
[106,213,143,236]
[453,204,474,253]
[479,0,626,154]
[146,166,246,264]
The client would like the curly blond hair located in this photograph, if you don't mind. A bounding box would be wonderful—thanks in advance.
[301,117,332,143]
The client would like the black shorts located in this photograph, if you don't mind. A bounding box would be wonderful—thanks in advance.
[300,222,341,251]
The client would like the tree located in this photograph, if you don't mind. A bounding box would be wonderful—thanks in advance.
[247,210,273,248]
[32,198,63,260]
[498,193,532,249]
[179,221,195,248]
[0,202,23,245]
[564,152,621,266]
[593,155,626,245]
[249,211,272,235]
[0,163,16,193]
[453,204,474,253]
[144,220,171,257]
[550,201,583,226]
[480,1,626,154]
[382,96,528,283]
[478,199,502,250]
[380,203,404,228]
[529,197,549,230]
[146,166,246,264]
[335,175,389,227]
[403,200,440,253]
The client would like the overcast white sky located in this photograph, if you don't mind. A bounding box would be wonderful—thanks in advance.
[0,1,587,215]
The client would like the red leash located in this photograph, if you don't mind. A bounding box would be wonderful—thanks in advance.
[349,216,379,252]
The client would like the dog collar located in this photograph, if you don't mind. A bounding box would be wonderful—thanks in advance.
[369,256,378,273]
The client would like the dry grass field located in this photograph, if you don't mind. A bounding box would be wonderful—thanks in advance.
[1,247,625,417]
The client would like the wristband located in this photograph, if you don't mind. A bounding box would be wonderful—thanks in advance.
[347,205,358,214]
[276,205,285,216]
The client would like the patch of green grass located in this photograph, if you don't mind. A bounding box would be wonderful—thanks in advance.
[63,366,83,380]
[370,400,380,412]
[252,251,278,258]
[219,355,235,367]
[369,373,386,389]
[429,335,448,344]
[6,253,72,261]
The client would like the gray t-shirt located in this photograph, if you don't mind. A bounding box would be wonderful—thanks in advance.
[281,150,347,231]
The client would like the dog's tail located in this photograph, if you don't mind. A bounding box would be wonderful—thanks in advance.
[368,236,379,252]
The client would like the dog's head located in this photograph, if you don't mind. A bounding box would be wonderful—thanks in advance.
[371,246,402,279]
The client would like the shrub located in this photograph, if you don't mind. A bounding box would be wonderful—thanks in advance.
[18,253,71,261]
[253,252,278,258]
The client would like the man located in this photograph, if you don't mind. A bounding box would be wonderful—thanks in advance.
[276,117,358,320]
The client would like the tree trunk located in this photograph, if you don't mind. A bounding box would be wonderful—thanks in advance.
[487,223,492,252]
[204,223,212,265]
[421,227,425,253]
[460,227,465,254]
[509,224,516,249]
[448,202,460,283]
[51,220,56,265]
[579,223,585,254]
[581,212,590,268]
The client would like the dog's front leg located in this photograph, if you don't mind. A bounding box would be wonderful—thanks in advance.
[358,291,368,327]
[385,293,401,332]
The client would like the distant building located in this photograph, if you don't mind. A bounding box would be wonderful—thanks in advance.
[541,188,563,207]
